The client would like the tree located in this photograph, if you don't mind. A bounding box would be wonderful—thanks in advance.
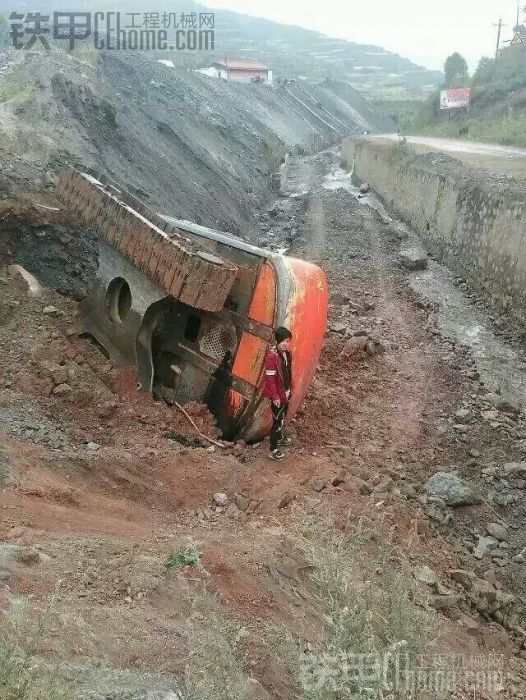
[444,52,469,87]
[472,56,495,85]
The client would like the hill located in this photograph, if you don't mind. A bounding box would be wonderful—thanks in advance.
[0,0,441,98]
[0,45,391,237]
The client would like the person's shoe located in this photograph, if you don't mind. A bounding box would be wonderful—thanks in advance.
[278,436,293,446]
[269,449,285,461]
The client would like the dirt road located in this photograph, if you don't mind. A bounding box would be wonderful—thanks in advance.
[370,134,526,176]
[1,147,525,697]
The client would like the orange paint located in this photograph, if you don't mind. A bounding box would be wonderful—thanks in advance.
[283,257,328,422]
[248,261,276,325]
[244,256,328,440]
[232,332,268,385]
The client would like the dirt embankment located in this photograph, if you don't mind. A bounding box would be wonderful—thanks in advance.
[0,46,378,239]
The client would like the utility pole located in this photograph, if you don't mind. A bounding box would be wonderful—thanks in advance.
[493,18,506,75]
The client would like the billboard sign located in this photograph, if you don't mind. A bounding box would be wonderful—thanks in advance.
[440,88,471,110]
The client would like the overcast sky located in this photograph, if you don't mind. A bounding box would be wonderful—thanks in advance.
[204,0,521,71]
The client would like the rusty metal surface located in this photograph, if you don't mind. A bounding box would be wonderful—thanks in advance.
[56,169,238,312]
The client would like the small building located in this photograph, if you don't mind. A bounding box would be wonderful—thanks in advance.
[198,59,273,85]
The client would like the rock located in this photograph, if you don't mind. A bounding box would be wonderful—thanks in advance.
[86,442,101,451]
[332,471,346,487]
[0,545,40,568]
[512,549,525,565]
[503,462,526,478]
[359,182,370,194]
[486,522,508,542]
[41,361,69,386]
[424,472,479,506]
[213,492,228,507]
[481,569,497,586]
[97,401,119,419]
[42,305,61,316]
[7,264,43,297]
[474,535,498,559]
[16,547,40,566]
[448,569,474,590]
[429,593,460,610]
[225,503,240,519]
[53,383,71,395]
[235,494,250,512]
[397,248,428,271]
[278,491,295,509]
[413,564,440,586]
[495,590,515,608]
[481,410,499,421]
[245,678,272,700]
[341,337,368,357]
[329,322,348,335]
[473,578,497,602]
[374,477,393,494]
[359,482,373,496]
[329,292,350,305]
[512,549,525,564]
[496,399,520,415]
[311,478,327,493]
[454,408,470,423]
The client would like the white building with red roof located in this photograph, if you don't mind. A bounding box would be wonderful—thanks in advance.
[199,59,273,85]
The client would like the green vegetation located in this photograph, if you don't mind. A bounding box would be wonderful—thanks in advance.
[0,597,71,699]
[281,510,435,699]
[409,43,526,148]
[389,137,417,170]
[165,545,202,570]
[415,112,526,148]
[444,52,469,87]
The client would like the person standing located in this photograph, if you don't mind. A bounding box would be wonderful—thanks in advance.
[263,326,293,460]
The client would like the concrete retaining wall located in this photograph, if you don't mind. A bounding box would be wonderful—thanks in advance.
[341,136,526,326]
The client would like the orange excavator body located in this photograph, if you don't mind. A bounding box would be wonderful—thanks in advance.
[57,169,328,440]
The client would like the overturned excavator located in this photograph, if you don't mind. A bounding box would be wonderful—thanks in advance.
[57,169,328,440]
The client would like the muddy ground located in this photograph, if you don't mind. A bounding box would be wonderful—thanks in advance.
[0,147,526,698]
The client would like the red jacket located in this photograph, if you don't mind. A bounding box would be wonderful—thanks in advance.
[263,347,292,403]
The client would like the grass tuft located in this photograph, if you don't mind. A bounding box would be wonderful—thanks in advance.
[165,545,202,570]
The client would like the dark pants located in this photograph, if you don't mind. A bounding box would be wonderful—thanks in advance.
[270,402,288,450]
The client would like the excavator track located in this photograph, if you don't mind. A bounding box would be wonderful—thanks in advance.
[56,169,237,312]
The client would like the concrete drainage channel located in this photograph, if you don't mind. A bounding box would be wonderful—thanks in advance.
[322,164,526,411]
